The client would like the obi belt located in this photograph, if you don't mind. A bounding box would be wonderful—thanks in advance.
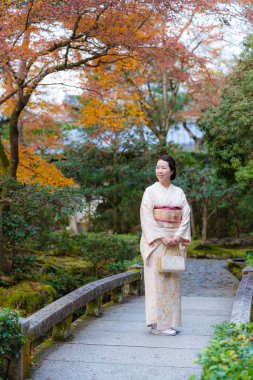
[153,206,182,228]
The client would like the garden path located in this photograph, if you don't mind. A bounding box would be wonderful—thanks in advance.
[31,259,238,380]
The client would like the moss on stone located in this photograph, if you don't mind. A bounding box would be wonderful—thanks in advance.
[0,281,56,316]
[226,261,244,281]
[187,241,253,259]
[37,255,92,275]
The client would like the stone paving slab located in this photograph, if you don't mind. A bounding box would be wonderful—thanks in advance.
[73,319,214,336]
[36,344,200,368]
[120,295,234,306]
[100,311,230,324]
[70,330,211,349]
[31,259,237,380]
[32,361,201,380]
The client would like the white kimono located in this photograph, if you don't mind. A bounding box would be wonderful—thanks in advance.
[140,182,191,330]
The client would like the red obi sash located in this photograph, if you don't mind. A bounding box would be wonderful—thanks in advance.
[153,205,182,227]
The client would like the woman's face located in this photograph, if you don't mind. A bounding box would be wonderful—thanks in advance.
[156,160,173,183]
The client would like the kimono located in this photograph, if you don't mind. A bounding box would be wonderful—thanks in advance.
[140,182,191,330]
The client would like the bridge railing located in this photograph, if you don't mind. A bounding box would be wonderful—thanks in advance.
[9,266,143,380]
[230,267,253,324]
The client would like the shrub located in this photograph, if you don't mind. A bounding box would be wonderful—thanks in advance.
[1,177,84,256]
[245,251,253,267]
[189,322,253,380]
[47,232,140,276]
[0,308,25,379]
[106,255,143,273]
[37,269,97,298]
[11,254,39,282]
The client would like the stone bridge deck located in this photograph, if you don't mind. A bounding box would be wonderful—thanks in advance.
[31,260,239,380]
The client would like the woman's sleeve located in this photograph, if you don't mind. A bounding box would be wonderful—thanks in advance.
[174,191,191,244]
[140,188,168,244]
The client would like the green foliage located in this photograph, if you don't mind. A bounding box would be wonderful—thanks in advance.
[11,254,39,281]
[0,308,25,379]
[0,231,141,315]
[245,251,253,267]
[106,255,143,273]
[1,176,84,253]
[46,231,140,276]
[56,135,180,233]
[36,269,95,299]
[56,137,253,238]
[199,34,253,185]
[190,322,253,380]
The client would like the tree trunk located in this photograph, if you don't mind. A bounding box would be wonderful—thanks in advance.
[182,121,204,152]
[9,106,22,178]
[0,98,27,273]
[112,151,120,233]
[202,201,208,242]
[87,199,92,232]
[9,94,30,177]
[112,204,118,233]
[190,204,196,237]
[158,132,167,146]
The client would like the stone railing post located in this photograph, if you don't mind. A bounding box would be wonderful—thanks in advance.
[86,295,103,317]
[52,315,73,341]
[7,319,31,380]
[128,264,144,296]
[111,284,130,303]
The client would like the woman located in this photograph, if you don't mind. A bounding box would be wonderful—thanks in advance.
[140,155,191,336]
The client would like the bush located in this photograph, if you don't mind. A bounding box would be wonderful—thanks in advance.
[11,254,39,281]
[0,308,25,379]
[106,255,143,273]
[245,251,253,267]
[1,177,84,255]
[46,232,140,276]
[37,269,97,298]
[189,322,253,380]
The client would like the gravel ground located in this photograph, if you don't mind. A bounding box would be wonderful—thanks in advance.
[182,259,239,297]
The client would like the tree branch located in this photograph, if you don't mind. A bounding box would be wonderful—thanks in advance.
[37,82,103,98]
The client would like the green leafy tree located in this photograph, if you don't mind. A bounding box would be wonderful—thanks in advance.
[0,177,84,273]
[177,154,232,242]
[58,132,152,233]
[199,35,253,185]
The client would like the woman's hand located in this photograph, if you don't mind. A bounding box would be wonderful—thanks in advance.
[162,236,181,246]
[170,236,181,246]
[161,237,172,246]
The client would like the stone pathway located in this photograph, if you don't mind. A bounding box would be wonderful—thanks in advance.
[182,259,239,297]
[30,259,239,380]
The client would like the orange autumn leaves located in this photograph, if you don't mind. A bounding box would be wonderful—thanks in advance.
[79,59,149,133]
[3,146,75,187]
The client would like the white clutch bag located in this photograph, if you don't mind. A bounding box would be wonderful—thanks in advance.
[157,255,186,273]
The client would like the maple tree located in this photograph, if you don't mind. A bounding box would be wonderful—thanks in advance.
[13,146,75,187]
[0,0,168,272]
[76,5,237,147]
[0,0,242,176]
[0,0,161,178]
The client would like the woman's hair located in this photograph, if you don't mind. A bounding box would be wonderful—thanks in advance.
[158,155,177,180]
